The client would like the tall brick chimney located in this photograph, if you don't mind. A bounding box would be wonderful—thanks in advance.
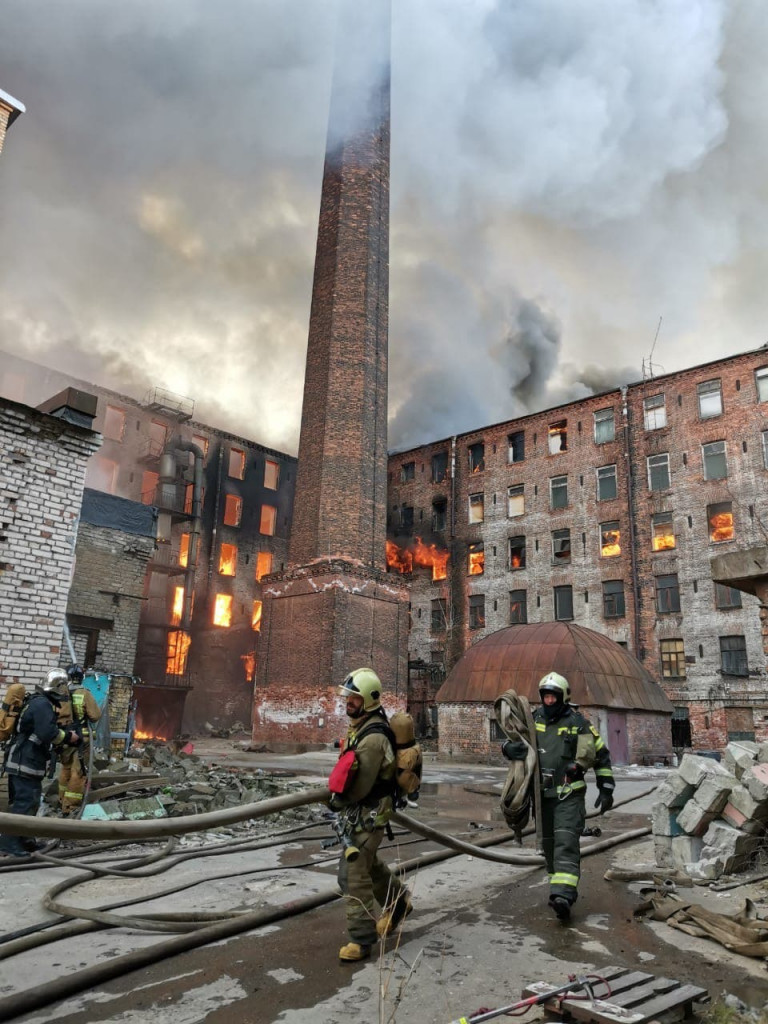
[253,0,409,749]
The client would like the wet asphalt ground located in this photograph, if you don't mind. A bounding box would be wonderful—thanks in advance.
[0,746,767,1023]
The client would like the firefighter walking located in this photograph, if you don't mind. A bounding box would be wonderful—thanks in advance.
[502,672,615,920]
[57,665,101,816]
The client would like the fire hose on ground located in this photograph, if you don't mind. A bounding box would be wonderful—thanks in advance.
[0,785,656,1022]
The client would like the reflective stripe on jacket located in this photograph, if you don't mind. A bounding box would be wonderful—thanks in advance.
[533,704,614,798]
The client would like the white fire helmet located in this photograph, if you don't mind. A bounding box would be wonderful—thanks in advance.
[538,671,570,703]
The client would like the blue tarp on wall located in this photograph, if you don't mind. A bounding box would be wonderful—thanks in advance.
[80,488,157,538]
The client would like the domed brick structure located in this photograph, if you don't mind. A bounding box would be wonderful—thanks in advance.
[435,621,673,764]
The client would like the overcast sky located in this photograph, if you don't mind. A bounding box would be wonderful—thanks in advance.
[1,0,766,455]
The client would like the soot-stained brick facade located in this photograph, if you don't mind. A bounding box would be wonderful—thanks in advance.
[387,346,768,756]
[0,396,100,692]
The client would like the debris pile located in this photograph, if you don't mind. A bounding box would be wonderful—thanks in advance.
[652,744,768,880]
[59,742,318,823]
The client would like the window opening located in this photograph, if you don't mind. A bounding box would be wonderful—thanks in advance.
[509,536,526,570]
[715,583,742,610]
[643,394,667,430]
[260,505,277,536]
[219,543,237,576]
[651,512,675,551]
[660,639,686,679]
[507,484,524,518]
[508,431,525,463]
[213,594,233,627]
[602,580,625,618]
[548,419,568,454]
[596,464,617,501]
[600,521,621,557]
[697,379,723,419]
[509,590,527,624]
[708,501,734,542]
[223,494,243,527]
[468,442,485,474]
[594,408,615,444]
[720,635,748,676]
[468,493,484,524]
[468,542,484,576]
[552,528,571,564]
[550,475,568,509]
[554,585,573,621]
[647,453,670,491]
[702,441,727,480]
[469,594,486,630]
[655,574,681,614]
[103,406,125,442]
[255,551,273,581]
[264,460,280,489]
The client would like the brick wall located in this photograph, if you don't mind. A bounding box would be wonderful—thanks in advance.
[0,399,100,690]
[65,521,155,674]
[0,106,9,156]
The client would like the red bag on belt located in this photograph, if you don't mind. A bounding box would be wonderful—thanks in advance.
[328,749,357,794]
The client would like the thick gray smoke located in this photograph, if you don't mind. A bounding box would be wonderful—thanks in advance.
[0,0,763,454]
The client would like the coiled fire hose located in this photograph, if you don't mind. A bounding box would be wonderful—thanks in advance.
[0,785,655,1022]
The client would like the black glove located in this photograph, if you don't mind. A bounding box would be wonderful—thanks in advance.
[563,762,584,783]
[594,786,614,814]
[328,793,344,810]
[501,739,528,761]
[66,730,82,747]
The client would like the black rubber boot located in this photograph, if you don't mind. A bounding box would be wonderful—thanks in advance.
[549,895,571,921]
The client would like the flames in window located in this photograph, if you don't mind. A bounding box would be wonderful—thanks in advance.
[179,534,190,567]
[386,538,449,581]
[652,530,675,551]
[213,593,233,627]
[219,543,237,576]
[601,528,621,557]
[468,544,484,576]
[171,586,184,626]
[252,600,262,631]
[709,511,734,542]
[166,630,191,675]
[241,651,256,683]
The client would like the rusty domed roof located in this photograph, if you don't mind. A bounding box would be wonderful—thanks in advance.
[436,622,672,712]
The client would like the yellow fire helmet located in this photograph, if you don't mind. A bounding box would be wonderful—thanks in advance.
[338,667,383,712]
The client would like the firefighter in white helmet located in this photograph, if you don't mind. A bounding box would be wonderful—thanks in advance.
[328,668,412,962]
[502,671,614,920]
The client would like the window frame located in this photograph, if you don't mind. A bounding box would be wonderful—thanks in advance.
[400,461,415,483]
[755,367,768,403]
[707,501,734,543]
[593,407,615,444]
[550,474,568,509]
[720,635,748,677]
[468,594,486,630]
[468,442,485,475]
[548,419,568,455]
[223,494,243,528]
[259,504,277,536]
[431,598,448,632]
[647,452,670,492]
[602,580,626,619]
[697,378,723,419]
[468,492,484,524]
[103,405,126,443]
[228,447,246,480]
[702,440,727,481]
[596,464,617,501]
[507,430,525,464]
[660,638,686,679]
[509,535,526,570]
[551,528,571,565]
[507,484,524,518]
[218,542,238,577]
[468,541,484,576]
[643,393,667,431]
[651,512,675,552]
[431,451,448,483]
[655,574,681,614]
[255,550,273,581]
[554,585,574,621]
[264,459,280,490]
[715,582,742,610]
[509,589,527,625]
[600,520,621,557]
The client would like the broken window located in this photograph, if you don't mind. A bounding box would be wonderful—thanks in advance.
[191,434,209,460]
[552,529,571,564]
[431,451,448,483]
[660,639,686,679]
[224,494,242,527]
[594,408,615,444]
[600,521,621,557]
[431,598,448,632]
[229,447,246,480]
[708,501,734,543]
[508,430,525,464]
[756,367,768,402]
[399,505,414,534]
[647,453,670,491]
[468,442,485,475]
[252,600,263,631]
[401,461,415,482]
[91,457,119,495]
[509,536,526,570]
[468,493,484,524]
[103,405,125,442]
[255,551,273,581]
[141,469,158,503]
[468,594,486,630]
[432,498,447,532]
[550,475,568,509]
[509,589,527,624]
[178,533,190,568]
[602,580,625,618]
[554,585,573,621]
[651,512,675,551]
[171,585,185,627]
[260,504,277,536]
[702,441,727,480]
[697,379,722,419]
[720,635,748,676]
[643,394,667,431]
[213,593,233,627]
[548,419,568,454]
[596,465,617,501]
[468,542,484,576]
[507,484,524,518]
[715,583,742,610]
[264,460,280,490]
[219,542,237,576]
[150,420,168,448]
[166,630,191,676]
[672,706,692,747]
[655,574,681,614]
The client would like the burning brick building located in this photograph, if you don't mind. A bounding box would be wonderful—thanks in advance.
[386,345,768,756]
[0,351,296,735]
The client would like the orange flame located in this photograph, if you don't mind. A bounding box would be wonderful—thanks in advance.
[133,728,172,742]
[652,533,676,551]
[710,513,734,542]
[252,600,262,631]
[219,543,237,576]
[242,651,256,682]
[166,629,191,675]
[179,534,190,568]
[601,530,621,557]
[386,538,449,581]
[171,586,184,626]
[213,594,232,627]
[469,550,485,575]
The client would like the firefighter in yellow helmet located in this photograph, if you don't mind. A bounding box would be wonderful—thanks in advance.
[502,671,614,920]
[329,668,412,962]
[57,665,101,816]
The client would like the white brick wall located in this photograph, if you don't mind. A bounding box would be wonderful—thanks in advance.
[0,400,100,690]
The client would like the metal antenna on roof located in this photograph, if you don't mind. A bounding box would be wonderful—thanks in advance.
[642,317,664,381]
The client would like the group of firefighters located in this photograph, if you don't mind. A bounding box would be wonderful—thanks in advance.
[0,663,615,964]
[0,664,101,856]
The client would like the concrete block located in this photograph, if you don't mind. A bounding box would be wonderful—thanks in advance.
[671,835,704,867]
[653,835,674,869]
[744,763,768,804]
[678,754,732,788]
[676,800,715,837]
[692,773,735,815]
[685,856,725,881]
[727,783,768,822]
[756,741,768,765]
[722,742,759,780]
[655,775,695,810]
[652,803,685,837]
[704,820,762,858]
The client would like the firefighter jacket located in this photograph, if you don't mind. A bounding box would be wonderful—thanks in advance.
[70,687,101,741]
[533,703,614,800]
[333,711,397,828]
[5,694,66,779]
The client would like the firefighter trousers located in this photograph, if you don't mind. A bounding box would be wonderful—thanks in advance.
[540,792,585,905]
[337,827,406,946]
[58,748,88,814]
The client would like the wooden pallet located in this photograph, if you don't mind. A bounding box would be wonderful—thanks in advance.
[523,966,708,1024]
